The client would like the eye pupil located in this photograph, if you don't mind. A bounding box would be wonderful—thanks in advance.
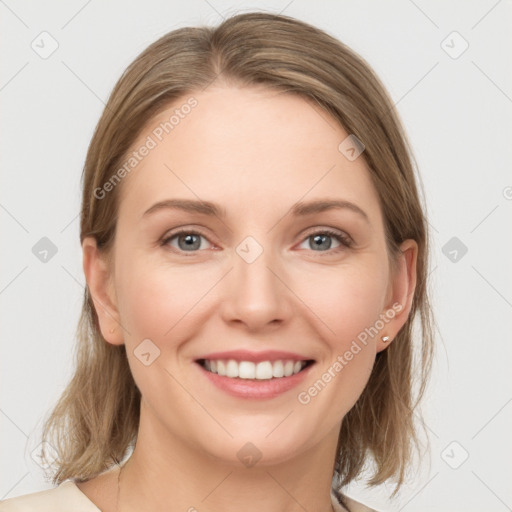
[311,234,332,251]
[179,234,201,251]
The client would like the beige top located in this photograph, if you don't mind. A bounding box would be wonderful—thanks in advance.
[0,480,377,512]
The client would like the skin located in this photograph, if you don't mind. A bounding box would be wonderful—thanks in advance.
[79,84,417,512]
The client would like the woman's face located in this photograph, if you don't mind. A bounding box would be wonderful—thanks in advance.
[84,85,416,467]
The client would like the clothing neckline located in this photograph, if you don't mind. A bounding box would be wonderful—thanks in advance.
[64,479,350,512]
[62,481,102,511]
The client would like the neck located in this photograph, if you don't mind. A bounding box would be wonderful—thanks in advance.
[117,400,340,512]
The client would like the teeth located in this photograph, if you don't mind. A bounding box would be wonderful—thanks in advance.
[239,361,255,379]
[202,359,308,380]
[284,361,294,377]
[226,359,239,378]
[255,361,273,379]
[272,360,284,378]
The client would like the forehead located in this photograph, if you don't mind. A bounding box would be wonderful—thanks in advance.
[116,85,382,225]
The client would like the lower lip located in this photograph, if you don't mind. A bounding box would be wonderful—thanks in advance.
[196,362,314,399]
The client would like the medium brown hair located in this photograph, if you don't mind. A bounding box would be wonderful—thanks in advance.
[41,11,434,493]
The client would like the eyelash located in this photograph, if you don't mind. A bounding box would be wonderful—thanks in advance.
[160,228,354,256]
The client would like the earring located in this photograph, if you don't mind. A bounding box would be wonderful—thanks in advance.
[109,327,115,333]
[381,335,390,343]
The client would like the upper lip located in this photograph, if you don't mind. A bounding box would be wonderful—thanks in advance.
[196,350,314,363]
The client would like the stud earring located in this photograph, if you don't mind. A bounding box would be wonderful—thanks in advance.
[381,335,390,343]
[109,327,115,333]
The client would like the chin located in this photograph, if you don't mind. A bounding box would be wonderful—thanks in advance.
[201,429,314,469]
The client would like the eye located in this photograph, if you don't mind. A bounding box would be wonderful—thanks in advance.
[297,229,353,253]
[161,229,213,253]
[160,228,353,255]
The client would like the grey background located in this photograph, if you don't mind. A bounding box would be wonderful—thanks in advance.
[1,1,511,510]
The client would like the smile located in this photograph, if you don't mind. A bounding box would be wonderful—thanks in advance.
[198,359,314,380]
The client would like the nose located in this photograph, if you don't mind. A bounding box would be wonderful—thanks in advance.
[219,239,293,333]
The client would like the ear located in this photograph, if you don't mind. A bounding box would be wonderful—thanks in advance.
[82,236,124,346]
[376,239,418,353]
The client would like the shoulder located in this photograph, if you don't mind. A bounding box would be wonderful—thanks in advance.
[0,481,101,512]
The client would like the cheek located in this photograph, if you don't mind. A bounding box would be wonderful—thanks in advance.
[113,256,212,411]
[294,261,388,345]
[293,269,384,416]
[115,256,211,342]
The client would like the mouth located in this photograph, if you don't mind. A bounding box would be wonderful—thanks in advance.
[196,358,315,380]
[193,349,316,399]
[195,357,315,399]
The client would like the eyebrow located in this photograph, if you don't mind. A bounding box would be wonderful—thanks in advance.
[142,198,370,223]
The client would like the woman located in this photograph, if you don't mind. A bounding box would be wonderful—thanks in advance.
[0,11,433,512]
